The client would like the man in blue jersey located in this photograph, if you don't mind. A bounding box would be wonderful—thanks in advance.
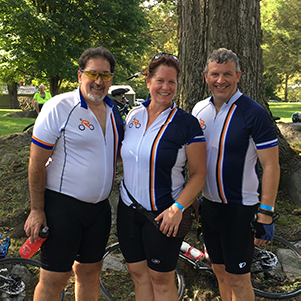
[192,48,280,301]
[23,46,124,301]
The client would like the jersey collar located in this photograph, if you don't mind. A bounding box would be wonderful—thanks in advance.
[78,87,113,109]
[142,99,176,110]
[209,89,243,107]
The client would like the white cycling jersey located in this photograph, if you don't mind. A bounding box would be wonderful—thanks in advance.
[31,87,123,203]
[120,101,205,211]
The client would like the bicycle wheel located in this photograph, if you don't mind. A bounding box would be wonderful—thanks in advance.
[22,122,35,132]
[251,235,301,299]
[0,257,41,300]
[99,242,185,300]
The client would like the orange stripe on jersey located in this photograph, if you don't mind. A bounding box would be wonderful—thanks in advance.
[31,136,54,147]
[217,104,237,203]
[150,108,177,210]
[109,111,119,194]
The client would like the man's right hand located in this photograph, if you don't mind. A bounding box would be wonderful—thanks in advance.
[24,210,47,243]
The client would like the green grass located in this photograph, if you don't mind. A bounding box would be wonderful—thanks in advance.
[0,102,300,137]
[268,101,301,123]
[0,109,36,137]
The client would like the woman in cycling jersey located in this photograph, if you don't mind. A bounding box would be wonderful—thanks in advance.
[117,53,207,300]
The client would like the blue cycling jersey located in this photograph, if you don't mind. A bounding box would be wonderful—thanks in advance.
[192,90,278,205]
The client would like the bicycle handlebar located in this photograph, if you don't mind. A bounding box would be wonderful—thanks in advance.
[126,72,141,81]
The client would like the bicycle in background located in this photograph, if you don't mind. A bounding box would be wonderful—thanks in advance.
[1,229,300,300]
[110,88,133,119]
[99,220,301,300]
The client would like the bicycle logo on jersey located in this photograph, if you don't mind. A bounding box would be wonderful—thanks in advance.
[78,119,95,131]
[129,118,141,129]
[199,119,206,130]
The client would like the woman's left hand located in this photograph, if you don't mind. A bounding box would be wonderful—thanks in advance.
[154,205,183,237]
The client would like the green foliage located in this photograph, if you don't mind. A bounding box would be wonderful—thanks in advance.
[261,0,301,101]
[117,0,178,99]
[0,0,178,99]
[0,0,149,93]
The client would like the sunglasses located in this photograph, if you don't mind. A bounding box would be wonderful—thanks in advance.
[81,70,114,81]
[151,53,179,62]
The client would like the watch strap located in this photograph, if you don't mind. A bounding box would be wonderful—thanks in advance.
[258,209,274,217]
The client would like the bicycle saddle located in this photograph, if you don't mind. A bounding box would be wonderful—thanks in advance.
[111,88,129,97]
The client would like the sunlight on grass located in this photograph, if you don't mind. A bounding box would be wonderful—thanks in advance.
[0,109,35,137]
[268,102,301,123]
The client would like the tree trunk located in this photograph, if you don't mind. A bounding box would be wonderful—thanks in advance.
[284,73,288,102]
[7,82,19,109]
[49,75,62,96]
[177,0,299,197]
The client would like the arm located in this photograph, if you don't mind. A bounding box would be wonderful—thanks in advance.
[32,93,39,110]
[24,143,52,243]
[254,145,280,245]
[155,141,207,237]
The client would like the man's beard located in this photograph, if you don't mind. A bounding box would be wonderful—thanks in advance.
[87,92,104,102]
[88,85,105,102]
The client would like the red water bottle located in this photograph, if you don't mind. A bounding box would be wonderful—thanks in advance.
[180,241,204,261]
[19,226,49,259]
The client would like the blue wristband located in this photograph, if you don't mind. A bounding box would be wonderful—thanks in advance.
[260,204,274,212]
[173,202,184,212]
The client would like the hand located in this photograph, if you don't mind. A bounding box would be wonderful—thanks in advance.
[24,210,47,243]
[251,218,274,246]
[154,205,183,237]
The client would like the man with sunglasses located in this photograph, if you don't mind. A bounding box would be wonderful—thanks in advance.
[23,46,124,300]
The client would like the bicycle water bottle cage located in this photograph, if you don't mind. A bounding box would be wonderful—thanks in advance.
[111,88,130,97]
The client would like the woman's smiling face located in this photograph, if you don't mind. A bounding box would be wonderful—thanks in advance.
[146,65,178,109]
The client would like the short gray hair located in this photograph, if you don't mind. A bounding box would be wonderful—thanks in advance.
[204,48,240,73]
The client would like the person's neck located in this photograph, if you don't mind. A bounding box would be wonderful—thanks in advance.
[147,101,173,115]
[146,101,173,129]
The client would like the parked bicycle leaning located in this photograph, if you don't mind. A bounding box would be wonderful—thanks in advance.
[99,215,301,300]
[117,52,207,300]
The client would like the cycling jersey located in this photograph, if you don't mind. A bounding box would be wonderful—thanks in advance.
[31,87,124,204]
[120,101,205,211]
[192,90,278,206]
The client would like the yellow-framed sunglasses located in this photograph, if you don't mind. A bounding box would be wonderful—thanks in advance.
[81,70,114,82]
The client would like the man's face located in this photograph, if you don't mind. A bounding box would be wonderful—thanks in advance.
[204,61,241,104]
[78,58,113,104]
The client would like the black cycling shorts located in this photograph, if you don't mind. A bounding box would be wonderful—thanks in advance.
[117,198,183,273]
[201,198,258,274]
[40,189,111,272]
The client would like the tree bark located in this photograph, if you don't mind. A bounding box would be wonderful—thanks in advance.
[7,82,19,109]
[284,73,288,102]
[49,75,62,96]
[177,0,299,194]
